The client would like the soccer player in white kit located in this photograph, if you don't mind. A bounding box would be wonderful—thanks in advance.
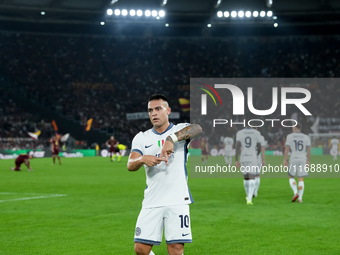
[330,137,339,160]
[235,127,262,205]
[127,94,202,255]
[283,123,311,203]
[254,130,266,198]
[223,136,234,166]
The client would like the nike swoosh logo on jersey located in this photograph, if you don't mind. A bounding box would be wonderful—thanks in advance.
[145,144,153,148]
[182,233,190,236]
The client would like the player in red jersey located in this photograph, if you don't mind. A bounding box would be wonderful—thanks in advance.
[105,136,121,162]
[51,135,62,165]
[11,152,33,171]
[201,137,209,164]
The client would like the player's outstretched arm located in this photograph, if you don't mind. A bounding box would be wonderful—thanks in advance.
[283,146,290,167]
[261,146,266,166]
[235,141,241,168]
[306,146,311,166]
[127,152,167,171]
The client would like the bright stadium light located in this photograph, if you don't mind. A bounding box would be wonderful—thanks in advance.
[253,11,258,17]
[217,11,223,18]
[245,11,251,18]
[152,10,158,17]
[137,10,143,16]
[122,9,128,16]
[260,11,266,17]
[231,11,237,18]
[267,11,273,17]
[114,9,120,16]
[207,23,212,27]
[130,9,136,16]
[156,16,160,19]
[165,23,169,27]
[100,21,105,25]
[274,22,278,27]
[107,9,113,15]
[224,11,229,17]
[159,10,165,17]
[41,11,45,15]
[273,16,277,20]
[145,10,151,17]
[238,11,244,18]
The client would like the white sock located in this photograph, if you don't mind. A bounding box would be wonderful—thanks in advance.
[149,251,155,255]
[289,178,298,194]
[243,180,249,197]
[254,177,260,197]
[247,179,255,201]
[298,181,304,201]
[228,156,232,165]
[224,156,229,165]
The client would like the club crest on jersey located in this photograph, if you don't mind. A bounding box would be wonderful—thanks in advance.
[158,140,165,147]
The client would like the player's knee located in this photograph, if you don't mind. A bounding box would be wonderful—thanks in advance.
[134,243,152,255]
[167,243,184,255]
[293,182,296,185]
[298,186,303,190]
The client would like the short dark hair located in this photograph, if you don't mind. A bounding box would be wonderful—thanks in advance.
[148,94,169,104]
[296,122,302,130]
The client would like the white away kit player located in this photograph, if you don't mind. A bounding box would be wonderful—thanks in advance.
[235,127,261,205]
[330,137,339,160]
[283,123,311,203]
[127,94,202,255]
[223,136,234,166]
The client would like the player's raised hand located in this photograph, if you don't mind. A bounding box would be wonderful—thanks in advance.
[159,140,174,165]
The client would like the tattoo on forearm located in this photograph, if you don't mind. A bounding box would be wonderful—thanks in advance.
[175,124,202,141]
[166,136,174,143]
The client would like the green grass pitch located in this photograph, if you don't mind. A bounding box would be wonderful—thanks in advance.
[1,155,340,254]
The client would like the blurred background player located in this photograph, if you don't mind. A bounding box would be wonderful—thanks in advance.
[283,123,311,203]
[11,151,33,171]
[200,137,209,164]
[223,135,234,166]
[105,136,121,162]
[235,127,261,205]
[51,134,62,165]
[254,128,266,198]
[330,136,339,160]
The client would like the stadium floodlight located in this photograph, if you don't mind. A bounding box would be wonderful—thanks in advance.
[267,11,273,17]
[245,11,251,18]
[41,11,45,15]
[156,16,160,19]
[130,9,136,16]
[100,21,105,25]
[137,10,143,16]
[274,22,278,27]
[165,23,169,27]
[152,10,158,17]
[260,11,266,17]
[207,23,212,27]
[161,0,168,6]
[217,11,223,18]
[238,11,244,18]
[253,11,258,17]
[114,9,120,16]
[107,9,113,15]
[224,11,229,17]
[273,16,277,19]
[122,9,128,16]
[145,10,151,17]
[231,11,237,18]
[159,10,165,17]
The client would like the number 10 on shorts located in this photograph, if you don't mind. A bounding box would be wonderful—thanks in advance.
[179,215,189,228]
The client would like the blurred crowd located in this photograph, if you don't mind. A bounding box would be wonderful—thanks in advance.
[0,32,339,149]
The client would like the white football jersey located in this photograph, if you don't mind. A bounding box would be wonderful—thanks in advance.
[257,135,266,165]
[236,128,261,163]
[331,138,339,150]
[223,137,234,151]
[285,132,311,162]
[130,123,193,209]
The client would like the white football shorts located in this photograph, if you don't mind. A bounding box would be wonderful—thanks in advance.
[240,161,259,176]
[134,204,192,245]
[289,160,308,177]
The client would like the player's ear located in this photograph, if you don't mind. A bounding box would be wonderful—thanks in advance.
[167,106,171,115]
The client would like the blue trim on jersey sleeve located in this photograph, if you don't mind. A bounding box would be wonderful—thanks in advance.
[134,238,161,246]
[131,149,143,156]
[184,141,194,204]
[152,122,174,135]
[166,239,192,244]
